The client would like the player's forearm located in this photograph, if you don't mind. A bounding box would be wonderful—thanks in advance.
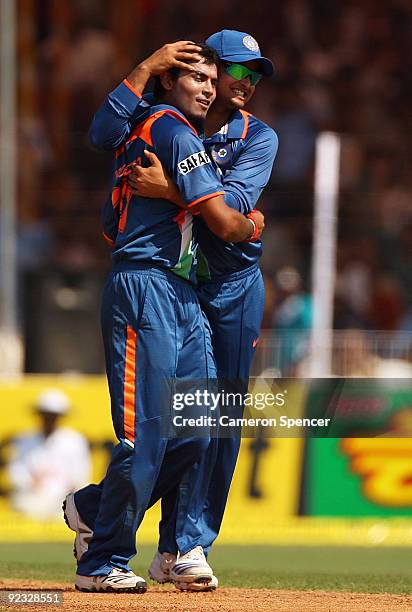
[126,64,152,96]
[199,200,255,243]
[127,41,203,93]
[216,209,255,242]
[169,183,186,208]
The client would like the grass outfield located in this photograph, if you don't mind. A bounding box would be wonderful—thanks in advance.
[1,543,412,594]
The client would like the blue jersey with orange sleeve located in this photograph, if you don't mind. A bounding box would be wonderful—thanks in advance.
[102,103,224,282]
[92,80,277,280]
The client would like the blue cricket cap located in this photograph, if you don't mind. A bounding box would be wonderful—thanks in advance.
[206,30,274,77]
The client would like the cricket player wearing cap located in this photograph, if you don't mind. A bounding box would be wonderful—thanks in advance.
[66,30,277,591]
[64,41,265,594]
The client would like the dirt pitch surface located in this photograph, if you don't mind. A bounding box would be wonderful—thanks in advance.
[1,579,411,612]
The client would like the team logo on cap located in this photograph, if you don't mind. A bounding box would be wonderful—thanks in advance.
[243,35,259,52]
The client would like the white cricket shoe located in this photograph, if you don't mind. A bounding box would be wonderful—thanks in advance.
[170,546,213,585]
[175,574,218,591]
[148,551,177,583]
[62,493,93,561]
[75,568,147,593]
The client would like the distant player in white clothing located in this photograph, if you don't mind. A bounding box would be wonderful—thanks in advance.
[8,389,91,520]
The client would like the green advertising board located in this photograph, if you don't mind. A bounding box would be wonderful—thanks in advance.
[302,379,412,516]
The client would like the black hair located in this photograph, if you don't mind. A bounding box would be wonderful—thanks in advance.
[153,42,220,101]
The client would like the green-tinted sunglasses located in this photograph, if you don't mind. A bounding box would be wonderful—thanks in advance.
[224,62,262,86]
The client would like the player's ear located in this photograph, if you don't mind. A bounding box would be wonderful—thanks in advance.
[159,71,174,92]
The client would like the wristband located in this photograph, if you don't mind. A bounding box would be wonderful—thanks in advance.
[246,214,260,242]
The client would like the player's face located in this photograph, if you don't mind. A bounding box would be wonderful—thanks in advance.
[166,60,217,122]
[216,60,260,110]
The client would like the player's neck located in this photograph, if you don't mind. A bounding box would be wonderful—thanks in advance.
[204,104,232,138]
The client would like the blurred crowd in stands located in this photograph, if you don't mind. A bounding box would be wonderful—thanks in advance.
[16,0,412,371]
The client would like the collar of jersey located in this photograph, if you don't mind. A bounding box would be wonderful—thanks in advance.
[204,109,250,145]
[148,103,199,137]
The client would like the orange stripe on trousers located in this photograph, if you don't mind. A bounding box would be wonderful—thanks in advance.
[124,325,137,444]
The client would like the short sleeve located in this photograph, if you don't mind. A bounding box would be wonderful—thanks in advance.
[151,115,224,208]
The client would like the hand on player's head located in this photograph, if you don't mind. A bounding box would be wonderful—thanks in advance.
[142,41,203,76]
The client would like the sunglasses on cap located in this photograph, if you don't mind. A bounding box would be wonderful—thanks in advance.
[224,62,262,86]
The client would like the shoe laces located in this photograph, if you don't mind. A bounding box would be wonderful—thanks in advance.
[179,546,205,562]
[109,568,135,577]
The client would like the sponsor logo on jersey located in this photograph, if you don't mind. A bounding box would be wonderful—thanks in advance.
[243,35,259,52]
[178,150,211,175]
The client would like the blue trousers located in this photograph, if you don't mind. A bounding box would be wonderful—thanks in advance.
[76,263,215,575]
[158,264,265,555]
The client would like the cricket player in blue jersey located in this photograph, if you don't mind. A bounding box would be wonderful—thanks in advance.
[65,43,264,594]
[125,31,278,591]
